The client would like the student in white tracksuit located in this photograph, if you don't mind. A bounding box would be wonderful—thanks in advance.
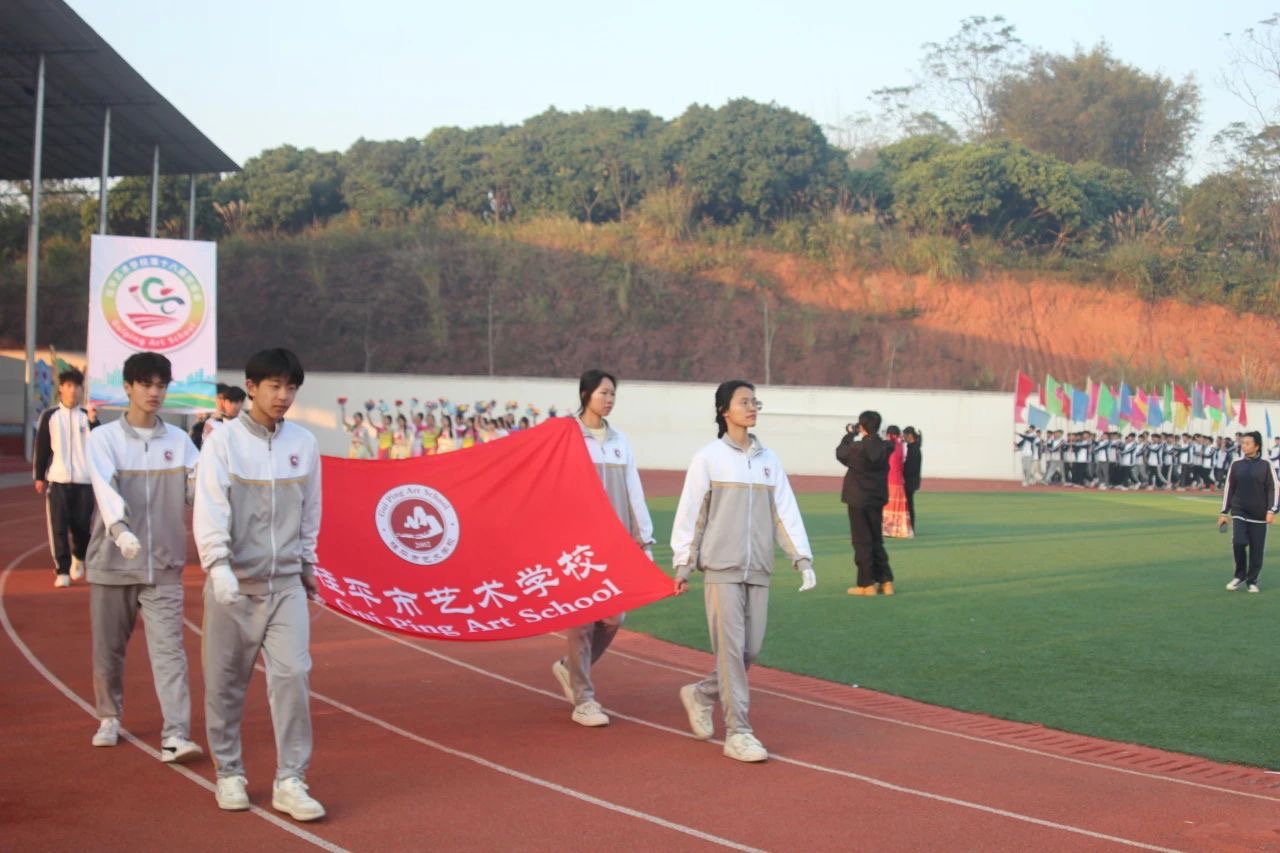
[671,380,815,763]
[85,352,202,762]
[194,348,326,822]
[551,370,655,728]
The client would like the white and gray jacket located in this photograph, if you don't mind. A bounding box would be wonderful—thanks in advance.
[33,403,96,484]
[671,434,812,586]
[194,411,321,595]
[579,418,654,548]
[85,417,199,586]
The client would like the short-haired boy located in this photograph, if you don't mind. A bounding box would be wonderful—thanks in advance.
[85,351,202,760]
[194,348,324,820]
[34,367,100,586]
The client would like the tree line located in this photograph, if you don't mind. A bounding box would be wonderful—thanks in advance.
[4,15,1280,314]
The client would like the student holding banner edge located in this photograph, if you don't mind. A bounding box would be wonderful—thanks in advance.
[671,380,815,763]
[551,369,656,728]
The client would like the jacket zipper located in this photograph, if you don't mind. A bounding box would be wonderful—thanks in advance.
[268,433,277,593]
[144,436,153,584]
[744,449,753,580]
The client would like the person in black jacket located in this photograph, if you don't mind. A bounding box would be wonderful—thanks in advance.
[837,410,894,596]
[902,426,922,530]
[1219,431,1278,593]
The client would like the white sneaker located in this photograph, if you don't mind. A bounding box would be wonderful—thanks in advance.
[1248,584,1261,593]
[216,775,250,811]
[54,574,71,588]
[70,558,85,580]
[571,700,609,727]
[160,736,204,763]
[272,776,325,821]
[679,684,714,740]
[551,659,574,703]
[723,732,768,763]
[1226,578,1244,591]
[91,717,119,747]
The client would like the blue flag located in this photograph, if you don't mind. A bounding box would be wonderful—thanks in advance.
[1072,389,1090,423]
[1267,409,1273,440]
[1027,406,1051,429]
[1119,382,1132,420]
[1148,396,1164,427]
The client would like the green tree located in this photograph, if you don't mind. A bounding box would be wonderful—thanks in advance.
[341,138,421,223]
[992,45,1200,197]
[225,145,345,232]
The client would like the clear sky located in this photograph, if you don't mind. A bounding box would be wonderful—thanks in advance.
[66,0,1279,178]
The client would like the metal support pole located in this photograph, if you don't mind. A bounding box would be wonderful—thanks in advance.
[98,106,110,234]
[149,144,159,238]
[22,53,46,462]
[187,173,196,239]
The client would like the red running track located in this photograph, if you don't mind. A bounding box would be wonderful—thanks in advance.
[1,482,1277,852]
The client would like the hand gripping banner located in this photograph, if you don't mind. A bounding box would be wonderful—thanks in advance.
[315,418,672,640]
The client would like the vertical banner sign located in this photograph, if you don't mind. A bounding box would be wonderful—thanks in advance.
[315,418,673,641]
[87,235,217,411]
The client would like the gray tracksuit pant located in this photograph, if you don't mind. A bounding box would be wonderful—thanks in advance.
[90,582,191,740]
[690,581,769,736]
[562,613,624,704]
[202,580,312,781]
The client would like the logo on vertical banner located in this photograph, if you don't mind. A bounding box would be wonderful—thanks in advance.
[100,256,207,350]
[374,484,461,565]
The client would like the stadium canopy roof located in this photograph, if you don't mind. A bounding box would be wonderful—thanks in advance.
[0,0,240,180]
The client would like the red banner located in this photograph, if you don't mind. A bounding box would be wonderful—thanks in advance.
[314,418,672,641]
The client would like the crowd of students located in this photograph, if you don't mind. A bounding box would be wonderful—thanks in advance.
[337,399,549,459]
[1014,427,1280,491]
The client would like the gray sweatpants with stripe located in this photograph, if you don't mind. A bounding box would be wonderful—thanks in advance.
[562,613,624,704]
[691,581,769,736]
[202,580,312,781]
[91,582,191,740]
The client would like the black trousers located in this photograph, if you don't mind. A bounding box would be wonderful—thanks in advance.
[905,488,917,529]
[847,504,893,587]
[46,482,93,574]
[1232,518,1267,585]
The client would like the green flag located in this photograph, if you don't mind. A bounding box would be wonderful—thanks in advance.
[1045,374,1063,417]
[1098,384,1116,420]
[1163,383,1173,421]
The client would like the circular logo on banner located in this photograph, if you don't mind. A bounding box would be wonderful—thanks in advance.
[374,484,460,565]
[100,255,207,351]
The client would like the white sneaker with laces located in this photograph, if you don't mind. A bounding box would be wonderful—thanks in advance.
[54,574,70,588]
[1248,584,1261,593]
[1226,578,1244,591]
[551,659,574,703]
[723,732,768,763]
[216,775,250,811]
[160,736,203,763]
[679,684,714,740]
[272,776,325,821]
[572,700,609,727]
[92,717,119,747]
[70,558,84,580]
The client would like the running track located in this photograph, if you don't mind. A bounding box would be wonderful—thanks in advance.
[2,479,1278,852]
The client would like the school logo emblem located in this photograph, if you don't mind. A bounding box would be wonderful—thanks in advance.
[613,448,622,459]
[100,255,207,351]
[164,450,174,462]
[764,466,772,478]
[290,454,300,468]
[375,484,460,565]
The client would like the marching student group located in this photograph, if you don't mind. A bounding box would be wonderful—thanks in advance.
[1014,427,1280,491]
[34,347,1275,824]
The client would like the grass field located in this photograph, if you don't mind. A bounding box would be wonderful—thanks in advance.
[628,489,1279,769]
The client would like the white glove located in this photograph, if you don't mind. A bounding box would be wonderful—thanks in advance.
[798,567,817,592]
[115,530,141,560]
[209,564,241,606]
[643,546,655,562]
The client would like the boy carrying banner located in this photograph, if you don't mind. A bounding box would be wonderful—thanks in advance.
[194,348,325,820]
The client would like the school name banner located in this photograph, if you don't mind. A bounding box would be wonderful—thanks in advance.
[86,235,217,411]
[314,418,673,641]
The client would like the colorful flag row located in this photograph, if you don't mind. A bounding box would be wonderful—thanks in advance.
[1014,371,1250,432]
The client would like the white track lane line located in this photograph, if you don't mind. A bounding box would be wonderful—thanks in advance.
[577,640,1280,805]
[319,610,1182,852]
[0,547,349,853]
[179,616,761,853]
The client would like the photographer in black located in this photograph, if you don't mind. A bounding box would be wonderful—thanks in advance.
[1219,430,1279,593]
[837,411,895,596]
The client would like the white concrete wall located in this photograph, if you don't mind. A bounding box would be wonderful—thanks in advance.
[259,370,1020,479]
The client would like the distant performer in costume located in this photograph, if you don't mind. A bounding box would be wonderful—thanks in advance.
[883,426,914,539]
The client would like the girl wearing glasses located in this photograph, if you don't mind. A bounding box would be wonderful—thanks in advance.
[670,380,815,763]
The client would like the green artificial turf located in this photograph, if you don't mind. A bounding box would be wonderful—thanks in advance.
[629,489,1279,768]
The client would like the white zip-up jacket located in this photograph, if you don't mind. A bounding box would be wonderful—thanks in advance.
[194,411,321,595]
[33,403,97,484]
[671,434,812,585]
[579,418,654,547]
[85,416,198,586]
